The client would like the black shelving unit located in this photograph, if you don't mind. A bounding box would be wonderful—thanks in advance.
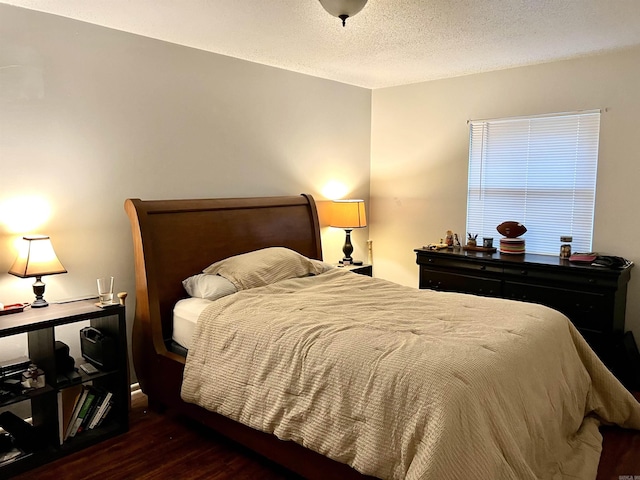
[0,299,129,477]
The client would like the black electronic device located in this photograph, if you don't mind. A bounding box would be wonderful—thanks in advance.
[79,363,99,375]
[592,255,631,269]
[80,327,117,370]
[0,433,13,453]
[54,341,75,373]
[55,370,82,388]
[54,340,69,359]
[0,412,44,451]
[0,357,31,379]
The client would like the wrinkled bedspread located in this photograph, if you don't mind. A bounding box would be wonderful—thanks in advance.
[181,268,640,480]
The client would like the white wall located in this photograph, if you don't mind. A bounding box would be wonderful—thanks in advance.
[370,46,640,341]
[0,5,371,365]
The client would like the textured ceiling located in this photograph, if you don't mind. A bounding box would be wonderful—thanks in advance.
[3,0,640,89]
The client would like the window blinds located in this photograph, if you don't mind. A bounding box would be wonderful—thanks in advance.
[466,111,600,255]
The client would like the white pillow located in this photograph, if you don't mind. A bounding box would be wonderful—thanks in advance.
[203,247,329,291]
[182,273,237,300]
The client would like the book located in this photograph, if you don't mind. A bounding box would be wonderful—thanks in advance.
[77,388,104,434]
[95,401,113,428]
[57,384,83,445]
[88,391,113,430]
[64,386,90,441]
[68,388,97,438]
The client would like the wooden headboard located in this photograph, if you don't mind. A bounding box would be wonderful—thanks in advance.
[124,194,322,389]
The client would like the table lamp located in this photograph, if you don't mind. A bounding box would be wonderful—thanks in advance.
[329,199,367,265]
[8,235,67,308]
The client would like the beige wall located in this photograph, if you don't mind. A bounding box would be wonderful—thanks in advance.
[3,4,639,363]
[0,5,371,361]
[370,46,640,340]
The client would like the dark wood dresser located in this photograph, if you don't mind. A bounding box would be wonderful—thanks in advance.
[415,247,635,387]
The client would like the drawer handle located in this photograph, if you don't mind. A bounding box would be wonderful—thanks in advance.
[479,265,486,271]
[428,258,434,263]
[575,303,595,310]
[520,270,528,275]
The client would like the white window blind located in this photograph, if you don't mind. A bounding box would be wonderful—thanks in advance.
[467,111,600,255]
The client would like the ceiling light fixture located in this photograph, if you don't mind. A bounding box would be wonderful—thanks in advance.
[318,0,369,27]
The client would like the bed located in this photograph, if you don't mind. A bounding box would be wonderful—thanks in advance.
[125,193,640,480]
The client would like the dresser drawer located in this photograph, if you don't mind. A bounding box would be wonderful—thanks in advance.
[503,281,610,333]
[418,254,502,275]
[420,268,501,297]
[502,265,614,289]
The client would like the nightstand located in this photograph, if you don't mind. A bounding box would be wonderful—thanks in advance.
[333,263,373,276]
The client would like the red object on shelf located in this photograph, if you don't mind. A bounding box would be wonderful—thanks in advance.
[0,303,28,316]
[569,253,598,264]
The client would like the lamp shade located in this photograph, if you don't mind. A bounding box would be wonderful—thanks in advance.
[330,200,367,229]
[9,235,67,278]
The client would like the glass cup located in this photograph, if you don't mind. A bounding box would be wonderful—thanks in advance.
[97,276,114,305]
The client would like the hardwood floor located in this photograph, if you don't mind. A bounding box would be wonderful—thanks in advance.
[13,390,295,480]
[12,390,640,480]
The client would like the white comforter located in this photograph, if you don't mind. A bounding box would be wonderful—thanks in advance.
[181,268,640,480]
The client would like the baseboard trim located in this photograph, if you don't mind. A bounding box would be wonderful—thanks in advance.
[130,382,142,395]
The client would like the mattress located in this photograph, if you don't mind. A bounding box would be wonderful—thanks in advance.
[172,297,212,350]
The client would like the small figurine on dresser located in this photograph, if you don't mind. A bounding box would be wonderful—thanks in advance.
[467,233,477,247]
[445,230,454,247]
[560,236,572,258]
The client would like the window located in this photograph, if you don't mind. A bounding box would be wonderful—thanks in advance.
[466,111,600,255]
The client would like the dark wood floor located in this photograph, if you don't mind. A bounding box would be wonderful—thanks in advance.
[12,391,640,480]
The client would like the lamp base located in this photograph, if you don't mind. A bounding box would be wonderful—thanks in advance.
[31,276,49,308]
[31,298,49,308]
[339,259,363,266]
[341,229,354,266]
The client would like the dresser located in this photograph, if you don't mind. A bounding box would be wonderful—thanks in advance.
[415,247,634,386]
